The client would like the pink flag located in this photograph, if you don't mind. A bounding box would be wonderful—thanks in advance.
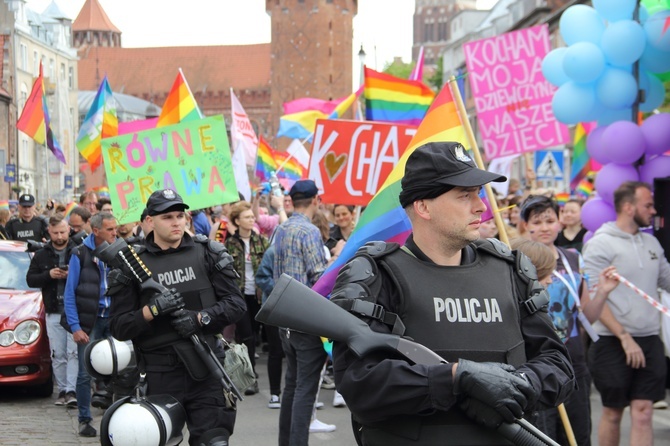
[409,46,424,81]
[230,88,259,166]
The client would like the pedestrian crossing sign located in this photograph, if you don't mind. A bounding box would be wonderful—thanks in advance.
[534,150,563,180]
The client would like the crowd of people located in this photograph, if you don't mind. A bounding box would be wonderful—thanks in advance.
[2,142,669,445]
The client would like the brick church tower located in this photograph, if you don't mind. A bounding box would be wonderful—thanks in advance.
[266,0,357,139]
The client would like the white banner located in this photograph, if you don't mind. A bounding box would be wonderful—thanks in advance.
[287,139,310,169]
[230,88,258,166]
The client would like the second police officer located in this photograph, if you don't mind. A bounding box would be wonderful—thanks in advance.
[109,189,246,446]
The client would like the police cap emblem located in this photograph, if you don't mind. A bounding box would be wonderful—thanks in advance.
[453,145,472,163]
[162,189,176,199]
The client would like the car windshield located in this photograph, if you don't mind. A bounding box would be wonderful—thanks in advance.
[0,251,33,290]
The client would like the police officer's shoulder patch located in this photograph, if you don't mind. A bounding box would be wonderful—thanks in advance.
[357,241,400,259]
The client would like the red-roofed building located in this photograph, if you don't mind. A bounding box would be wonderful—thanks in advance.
[74,0,356,144]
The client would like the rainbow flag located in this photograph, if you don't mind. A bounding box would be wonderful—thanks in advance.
[16,63,66,164]
[276,87,363,141]
[76,76,118,171]
[255,137,304,184]
[313,81,467,297]
[255,137,276,182]
[555,192,570,206]
[570,123,593,191]
[576,179,594,198]
[0,200,9,211]
[157,69,203,128]
[63,202,77,217]
[93,186,110,198]
[364,66,435,126]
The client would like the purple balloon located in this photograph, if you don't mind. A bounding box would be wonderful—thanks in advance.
[582,197,617,232]
[600,121,647,164]
[583,230,595,245]
[639,155,670,185]
[595,163,640,204]
[641,113,670,156]
[586,125,611,164]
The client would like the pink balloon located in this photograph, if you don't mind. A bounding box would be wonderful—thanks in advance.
[640,113,670,156]
[582,197,617,232]
[600,121,647,164]
[639,155,670,185]
[594,163,640,204]
[586,125,611,164]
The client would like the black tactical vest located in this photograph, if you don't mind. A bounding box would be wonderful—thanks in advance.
[134,242,216,353]
[380,247,526,367]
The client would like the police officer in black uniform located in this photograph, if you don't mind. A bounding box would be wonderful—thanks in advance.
[109,189,246,446]
[330,142,575,445]
[5,194,48,242]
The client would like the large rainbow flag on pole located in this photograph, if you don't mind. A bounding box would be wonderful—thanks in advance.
[255,137,304,183]
[364,66,435,126]
[16,62,66,164]
[313,81,467,297]
[157,69,203,127]
[76,76,118,171]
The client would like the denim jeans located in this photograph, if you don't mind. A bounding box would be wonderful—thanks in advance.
[76,317,110,423]
[279,329,327,446]
[46,313,78,393]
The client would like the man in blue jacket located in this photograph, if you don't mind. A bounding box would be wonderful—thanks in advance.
[64,212,117,437]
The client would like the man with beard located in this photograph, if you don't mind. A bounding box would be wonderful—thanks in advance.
[583,181,670,446]
[26,215,79,407]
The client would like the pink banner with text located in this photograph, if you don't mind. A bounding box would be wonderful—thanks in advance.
[463,24,569,160]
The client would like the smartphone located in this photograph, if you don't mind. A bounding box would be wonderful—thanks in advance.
[59,265,69,271]
[325,238,339,251]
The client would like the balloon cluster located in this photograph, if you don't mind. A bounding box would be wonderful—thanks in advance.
[543,0,670,126]
[581,113,670,239]
[541,0,670,240]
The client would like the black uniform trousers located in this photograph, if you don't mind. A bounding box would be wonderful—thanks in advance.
[146,364,236,445]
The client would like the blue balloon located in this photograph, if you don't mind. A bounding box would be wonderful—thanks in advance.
[542,48,570,87]
[596,108,634,127]
[552,82,596,125]
[640,6,649,24]
[563,42,606,83]
[593,0,636,22]
[640,72,666,112]
[601,21,646,67]
[640,43,670,73]
[595,67,638,110]
[644,11,670,52]
[559,5,606,45]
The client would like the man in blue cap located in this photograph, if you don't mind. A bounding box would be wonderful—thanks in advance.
[273,179,337,445]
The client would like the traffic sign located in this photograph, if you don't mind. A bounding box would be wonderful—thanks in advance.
[534,150,563,180]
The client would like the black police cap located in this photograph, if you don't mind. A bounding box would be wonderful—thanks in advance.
[145,189,190,216]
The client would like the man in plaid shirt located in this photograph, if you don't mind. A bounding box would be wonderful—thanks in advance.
[273,180,334,445]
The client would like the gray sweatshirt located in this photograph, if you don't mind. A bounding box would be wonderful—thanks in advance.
[583,222,670,337]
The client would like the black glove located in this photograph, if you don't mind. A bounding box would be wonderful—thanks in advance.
[171,309,200,338]
[453,360,534,424]
[460,396,506,429]
[147,289,184,317]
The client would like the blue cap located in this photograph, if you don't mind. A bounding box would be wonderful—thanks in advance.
[289,180,319,200]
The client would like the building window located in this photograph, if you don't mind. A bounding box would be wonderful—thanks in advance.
[20,83,28,111]
[68,66,74,89]
[20,44,27,71]
[49,59,55,79]
[60,63,66,81]
[33,51,39,75]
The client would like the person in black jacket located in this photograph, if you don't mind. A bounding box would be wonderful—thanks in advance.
[5,194,48,242]
[330,142,575,446]
[109,189,246,446]
[26,214,78,407]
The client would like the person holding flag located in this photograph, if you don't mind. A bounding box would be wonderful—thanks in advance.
[330,141,575,445]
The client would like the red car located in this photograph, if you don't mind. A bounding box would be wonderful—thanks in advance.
[0,240,52,397]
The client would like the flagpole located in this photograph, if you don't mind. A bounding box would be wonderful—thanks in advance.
[275,152,295,174]
[449,75,578,446]
[447,76,509,247]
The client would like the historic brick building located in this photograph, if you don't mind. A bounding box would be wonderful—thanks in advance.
[75,0,356,146]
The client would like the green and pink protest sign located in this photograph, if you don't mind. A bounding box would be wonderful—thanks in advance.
[464,24,570,160]
[101,115,238,224]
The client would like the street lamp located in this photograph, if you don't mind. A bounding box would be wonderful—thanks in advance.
[358,44,366,67]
